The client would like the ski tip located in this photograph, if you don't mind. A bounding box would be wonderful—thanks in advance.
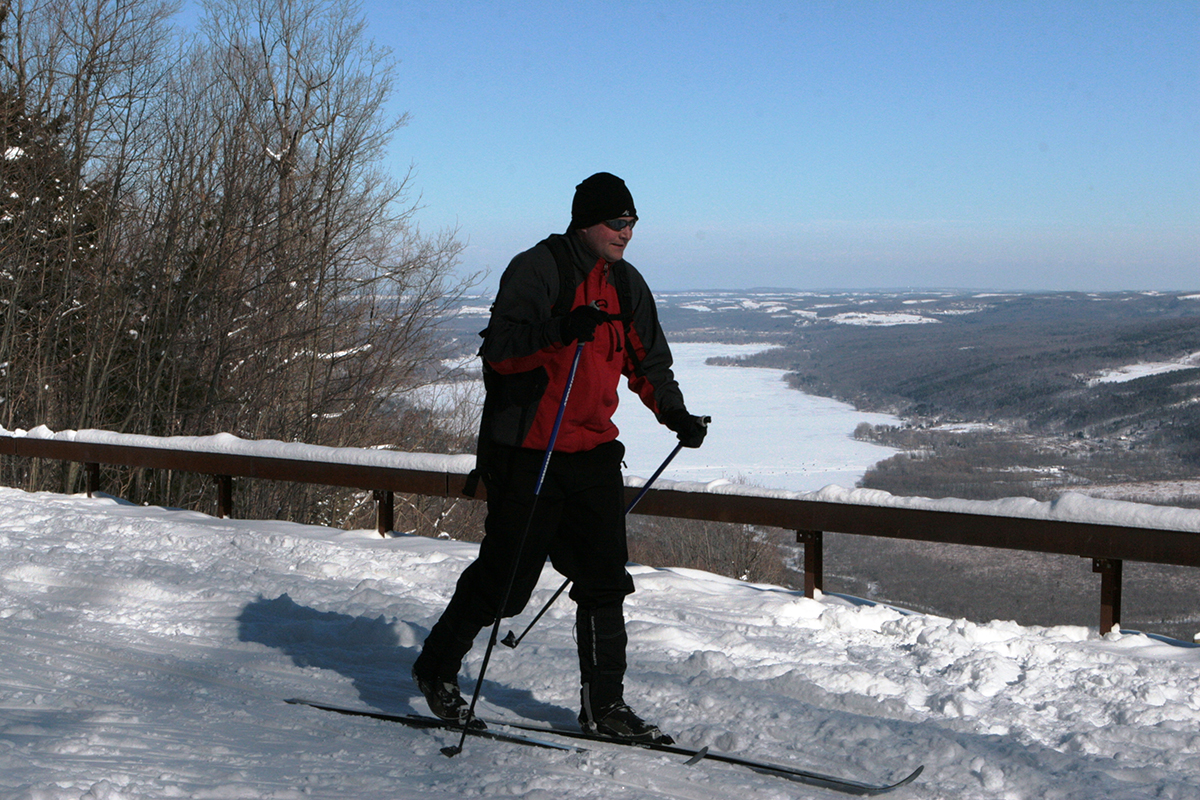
[883,764,924,793]
[683,746,709,766]
[501,631,518,648]
[440,745,463,758]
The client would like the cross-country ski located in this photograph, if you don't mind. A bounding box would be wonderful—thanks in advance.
[286,697,923,796]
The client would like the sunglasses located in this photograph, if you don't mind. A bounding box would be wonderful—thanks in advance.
[602,217,638,232]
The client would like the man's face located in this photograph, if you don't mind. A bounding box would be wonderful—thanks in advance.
[579,217,635,263]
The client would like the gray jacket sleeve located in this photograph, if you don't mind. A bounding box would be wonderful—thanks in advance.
[481,243,569,368]
[622,262,687,417]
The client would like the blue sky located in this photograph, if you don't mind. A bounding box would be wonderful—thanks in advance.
[369,1,1196,291]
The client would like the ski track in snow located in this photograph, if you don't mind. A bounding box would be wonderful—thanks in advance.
[0,487,1198,799]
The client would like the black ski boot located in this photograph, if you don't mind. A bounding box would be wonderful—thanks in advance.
[413,604,486,729]
[411,666,485,730]
[576,604,671,742]
[579,696,674,744]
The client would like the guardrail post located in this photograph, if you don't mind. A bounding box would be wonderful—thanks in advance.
[85,463,100,497]
[1092,557,1123,633]
[216,475,233,519]
[375,490,394,536]
[796,530,824,598]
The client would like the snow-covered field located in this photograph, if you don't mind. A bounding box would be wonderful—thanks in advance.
[2,486,1198,799]
[1085,351,1200,386]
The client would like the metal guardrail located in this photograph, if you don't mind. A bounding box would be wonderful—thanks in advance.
[4,432,1198,634]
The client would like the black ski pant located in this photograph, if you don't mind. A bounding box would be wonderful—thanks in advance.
[415,439,635,709]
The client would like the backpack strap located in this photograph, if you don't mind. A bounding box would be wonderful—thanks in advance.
[541,234,578,318]
[604,258,645,378]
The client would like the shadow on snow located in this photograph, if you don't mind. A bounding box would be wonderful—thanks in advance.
[236,593,571,725]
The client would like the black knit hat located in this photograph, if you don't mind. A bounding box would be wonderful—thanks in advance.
[568,172,637,231]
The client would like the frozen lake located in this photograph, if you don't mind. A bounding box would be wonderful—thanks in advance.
[414,342,901,493]
[614,343,899,492]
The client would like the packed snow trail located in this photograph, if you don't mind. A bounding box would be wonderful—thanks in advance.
[0,486,1198,799]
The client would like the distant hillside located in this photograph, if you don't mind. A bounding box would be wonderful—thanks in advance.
[655,290,1200,503]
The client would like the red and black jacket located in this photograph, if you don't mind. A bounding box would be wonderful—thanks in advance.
[478,233,685,458]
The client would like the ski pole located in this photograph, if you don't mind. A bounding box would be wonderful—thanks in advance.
[443,342,586,758]
[500,418,708,650]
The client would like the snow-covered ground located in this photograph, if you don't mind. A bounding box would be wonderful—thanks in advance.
[2,486,1198,799]
[829,312,940,326]
[1085,351,1200,386]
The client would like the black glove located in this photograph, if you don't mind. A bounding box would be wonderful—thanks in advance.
[662,409,708,448]
[559,304,610,344]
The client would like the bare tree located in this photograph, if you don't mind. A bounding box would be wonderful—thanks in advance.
[1,0,478,530]
[1,0,175,437]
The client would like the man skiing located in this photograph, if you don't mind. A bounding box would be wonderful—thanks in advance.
[412,172,708,743]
